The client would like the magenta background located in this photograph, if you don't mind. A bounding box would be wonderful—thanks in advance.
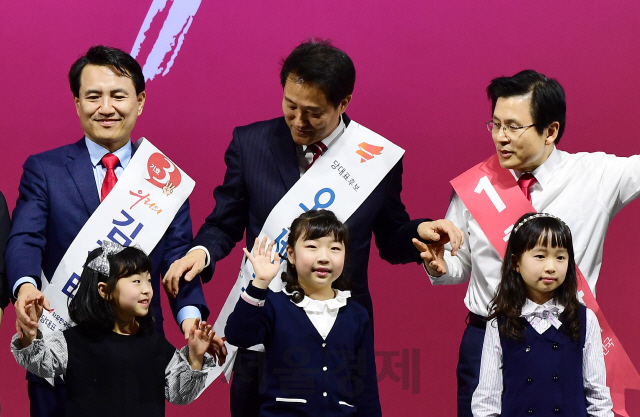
[1,1,640,415]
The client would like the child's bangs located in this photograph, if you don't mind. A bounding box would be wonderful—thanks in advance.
[522,219,571,252]
[299,218,348,244]
[111,247,153,278]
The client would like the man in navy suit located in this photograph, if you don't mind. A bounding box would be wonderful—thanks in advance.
[5,46,215,417]
[164,39,462,416]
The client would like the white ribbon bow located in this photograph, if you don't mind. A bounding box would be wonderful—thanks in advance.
[522,306,563,329]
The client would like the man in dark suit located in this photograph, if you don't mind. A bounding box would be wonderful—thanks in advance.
[5,45,214,417]
[164,39,462,416]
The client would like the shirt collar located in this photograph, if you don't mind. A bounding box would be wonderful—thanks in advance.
[302,114,346,153]
[85,137,132,169]
[521,298,564,330]
[282,288,351,312]
[511,146,560,190]
[521,297,565,316]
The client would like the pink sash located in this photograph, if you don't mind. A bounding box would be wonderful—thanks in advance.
[451,154,640,416]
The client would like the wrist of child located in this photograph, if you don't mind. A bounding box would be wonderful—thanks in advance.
[188,352,204,370]
[251,278,270,290]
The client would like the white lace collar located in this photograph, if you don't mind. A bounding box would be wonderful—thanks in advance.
[282,288,351,313]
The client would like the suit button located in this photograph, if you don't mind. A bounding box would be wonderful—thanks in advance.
[323,392,327,397]
[527,408,534,414]
[323,366,328,371]
[553,343,559,350]
[525,345,531,353]
[553,375,559,382]
[322,343,326,347]
[554,407,561,413]
[527,377,533,384]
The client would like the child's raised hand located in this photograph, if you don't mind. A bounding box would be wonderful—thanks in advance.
[243,236,281,289]
[187,318,215,370]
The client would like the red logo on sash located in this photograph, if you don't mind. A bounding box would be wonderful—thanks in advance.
[356,142,383,163]
[146,153,182,194]
[452,154,640,416]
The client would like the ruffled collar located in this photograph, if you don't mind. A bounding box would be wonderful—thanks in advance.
[282,288,351,313]
[520,298,565,329]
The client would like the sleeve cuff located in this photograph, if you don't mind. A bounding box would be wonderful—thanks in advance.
[177,306,202,326]
[188,246,210,268]
[423,259,453,284]
[13,277,39,298]
[245,281,268,300]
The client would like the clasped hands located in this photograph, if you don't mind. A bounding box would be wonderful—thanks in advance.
[412,219,464,277]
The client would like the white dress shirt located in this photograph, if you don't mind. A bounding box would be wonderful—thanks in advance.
[471,299,613,416]
[428,147,640,316]
[296,116,345,175]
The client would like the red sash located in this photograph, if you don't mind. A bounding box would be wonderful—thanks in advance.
[451,154,640,416]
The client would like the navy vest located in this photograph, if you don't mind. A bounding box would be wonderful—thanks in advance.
[499,304,587,416]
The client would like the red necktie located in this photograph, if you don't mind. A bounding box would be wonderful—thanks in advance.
[306,142,327,171]
[517,173,538,203]
[100,153,120,201]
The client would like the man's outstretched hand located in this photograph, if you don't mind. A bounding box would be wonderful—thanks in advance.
[413,219,464,276]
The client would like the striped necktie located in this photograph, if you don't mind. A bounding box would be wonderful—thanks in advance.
[306,142,327,171]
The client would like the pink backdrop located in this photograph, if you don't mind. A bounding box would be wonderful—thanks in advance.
[2,1,640,415]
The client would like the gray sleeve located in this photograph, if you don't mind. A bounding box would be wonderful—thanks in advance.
[10,331,68,378]
[164,346,217,405]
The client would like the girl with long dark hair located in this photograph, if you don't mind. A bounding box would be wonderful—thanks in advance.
[471,213,612,416]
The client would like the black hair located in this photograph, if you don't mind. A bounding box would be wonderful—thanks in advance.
[489,213,581,341]
[68,245,153,331]
[280,38,356,108]
[69,45,145,98]
[487,70,566,144]
[281,210,350,303]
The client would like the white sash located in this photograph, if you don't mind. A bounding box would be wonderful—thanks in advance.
[38,138,195,340]
[203,120,405,387]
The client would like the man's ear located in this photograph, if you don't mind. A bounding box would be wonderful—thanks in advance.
[338,95,352,115]
[544,121,560,145]
[137,91,146,116]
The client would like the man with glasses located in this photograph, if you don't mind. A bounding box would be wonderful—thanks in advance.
[414,69,637,416]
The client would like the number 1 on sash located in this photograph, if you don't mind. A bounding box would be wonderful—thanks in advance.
[474,176,506,213]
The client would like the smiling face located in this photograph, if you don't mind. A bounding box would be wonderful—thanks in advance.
[515,238,568,304]
[492,95,557,172]
[109,272,153,321]
[75,64,145,152]
[282,76,350,146]
[287,234,345,299]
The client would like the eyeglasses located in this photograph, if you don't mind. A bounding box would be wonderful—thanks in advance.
[486,121,536,137]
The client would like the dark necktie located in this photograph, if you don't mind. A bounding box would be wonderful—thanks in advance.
[100,153,120,201]
[517,173,538,203]
[306,141,327,171]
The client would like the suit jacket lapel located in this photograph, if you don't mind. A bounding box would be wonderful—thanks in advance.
[66,138,100,215]
[270,119,299,190]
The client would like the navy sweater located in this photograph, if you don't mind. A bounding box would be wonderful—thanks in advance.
[225,283,382,417]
